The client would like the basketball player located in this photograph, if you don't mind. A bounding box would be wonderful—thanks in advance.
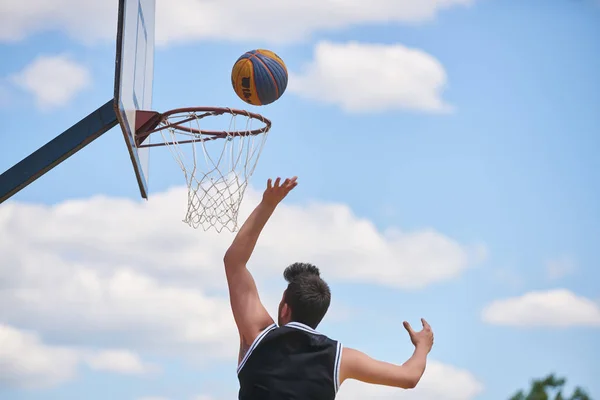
[224,176,434,399]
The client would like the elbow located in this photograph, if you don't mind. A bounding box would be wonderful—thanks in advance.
[223,247,238,264]
[223,251,235,268]
[397,376,420,390]
[404,376,420,389]
[396,371,423,389]
[223,250,243,270]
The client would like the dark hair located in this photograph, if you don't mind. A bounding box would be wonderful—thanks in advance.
[283,262,331,329]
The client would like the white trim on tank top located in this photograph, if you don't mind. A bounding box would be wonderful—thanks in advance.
[285,321,324,335]
[334,341,343,393]
[286,321,343,392]
[237,323,278,374]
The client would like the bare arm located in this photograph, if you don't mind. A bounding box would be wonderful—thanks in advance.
[340,319,434,389]
[340,346,428,389]
[224,200,276,345]
[223,177,298,350]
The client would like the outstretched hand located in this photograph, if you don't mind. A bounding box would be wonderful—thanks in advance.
[262,176,298,207]
[403,318,434,353]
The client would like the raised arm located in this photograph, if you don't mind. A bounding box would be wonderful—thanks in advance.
[339,319,434,389]
[223,177,298,353]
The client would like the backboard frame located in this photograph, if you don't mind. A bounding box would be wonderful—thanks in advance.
[113,0,155,199]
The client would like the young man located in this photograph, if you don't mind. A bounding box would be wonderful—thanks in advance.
[224,176,434,399]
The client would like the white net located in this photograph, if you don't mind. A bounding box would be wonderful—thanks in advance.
[156,109,270,232]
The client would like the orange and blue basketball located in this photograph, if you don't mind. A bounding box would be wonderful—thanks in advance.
[231,49,288,106]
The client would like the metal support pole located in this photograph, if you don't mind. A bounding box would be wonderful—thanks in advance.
[0,99,118,204]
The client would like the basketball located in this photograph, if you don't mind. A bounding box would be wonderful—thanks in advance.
[231,49,288,106]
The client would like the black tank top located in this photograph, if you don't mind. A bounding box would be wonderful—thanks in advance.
[237,322,343,400]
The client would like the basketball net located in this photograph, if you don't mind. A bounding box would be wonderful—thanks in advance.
[152,109,269,232]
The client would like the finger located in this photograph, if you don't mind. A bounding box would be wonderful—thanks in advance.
[403,321,415,335]
[274,177,281,188]
[421,318,431,330]
[282,178,291,187]
[267,178,272,190]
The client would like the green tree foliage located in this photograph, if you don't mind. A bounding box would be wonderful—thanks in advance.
[509,374,592,400]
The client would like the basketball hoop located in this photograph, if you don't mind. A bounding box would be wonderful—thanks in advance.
[134,107,272,232]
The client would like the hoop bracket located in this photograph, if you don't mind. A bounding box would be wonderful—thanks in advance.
[135,110,162,146]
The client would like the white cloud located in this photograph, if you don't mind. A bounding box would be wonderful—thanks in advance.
[0,324,160,389]
[85,349,159,375]
[0,0,474,45]
[289,41,453,113]
[0,266,237,360]
[10,54,91,109]
[0,186,482,359]
[139,394,218,400]
[337,361,484,400]
[0,324,79,389]
[0,0,115,43]
[482,289,600,328]
[138,397,171,400]
[156,0,474,45]
[546,257,576,280]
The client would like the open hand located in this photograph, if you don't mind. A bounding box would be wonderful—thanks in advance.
[262,176,298,206]
[403,318,434,353]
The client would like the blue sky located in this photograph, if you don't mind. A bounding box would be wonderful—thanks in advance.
[0,0,599,399]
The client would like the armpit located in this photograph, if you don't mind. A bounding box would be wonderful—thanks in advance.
[239,338,251,364]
